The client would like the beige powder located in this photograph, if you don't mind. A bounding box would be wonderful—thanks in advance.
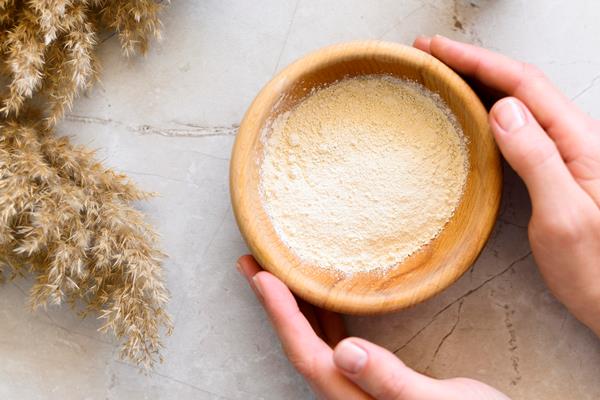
[259,75,469,274]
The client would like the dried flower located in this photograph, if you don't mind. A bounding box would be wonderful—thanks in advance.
[0,0,171,369]
[0,0,164,125]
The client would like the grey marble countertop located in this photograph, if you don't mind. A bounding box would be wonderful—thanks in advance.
[2,1,600,399]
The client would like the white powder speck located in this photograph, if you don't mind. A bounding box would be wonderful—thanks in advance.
[259,75,469,274]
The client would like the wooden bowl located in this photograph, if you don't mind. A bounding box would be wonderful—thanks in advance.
[230,41,501,314]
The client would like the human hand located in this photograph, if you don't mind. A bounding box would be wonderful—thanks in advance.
[414,35,600,336]
[237,255,509,399]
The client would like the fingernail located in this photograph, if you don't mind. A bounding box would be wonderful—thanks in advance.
[236,262,243,275]
[252,274,264,298]
[493,98,526,133]
[334,340,368,374]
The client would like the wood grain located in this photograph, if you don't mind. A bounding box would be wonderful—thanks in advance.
[230,41,502,314]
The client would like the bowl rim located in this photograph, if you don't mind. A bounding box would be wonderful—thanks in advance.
[230,40,502,314]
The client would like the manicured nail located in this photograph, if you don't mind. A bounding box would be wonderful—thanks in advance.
[334,340,368,374]
[252,274,264,298]
[493,98,526,133]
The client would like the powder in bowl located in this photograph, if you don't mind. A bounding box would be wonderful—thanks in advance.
[259,75,469,274]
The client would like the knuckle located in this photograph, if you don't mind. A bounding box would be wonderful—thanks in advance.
[515,62,548,93]
[522,62,546,80]
[522,62,546,77]
[531,214,584,244]
[514,139,558,172]
[446,378,498,397]
[288,352,317,381]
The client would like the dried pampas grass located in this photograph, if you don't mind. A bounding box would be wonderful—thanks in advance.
[0,0,171,369]
[0,0,164,125]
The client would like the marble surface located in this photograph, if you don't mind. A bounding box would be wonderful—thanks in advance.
[2,0,600,399]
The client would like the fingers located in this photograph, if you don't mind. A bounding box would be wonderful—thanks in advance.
[420,35,592,158]
[415,35,600,208]
[489,97,589,215]
[238,256,510,399]
[238,255,346,349]
[413,35,431,53]
[333,338,510,400]
[238,257,328,359]
[238,256,371,399]
[237,254,262,298]
[333,338,447,399]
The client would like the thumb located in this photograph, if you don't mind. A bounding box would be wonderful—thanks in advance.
[332,338,509,400]
[489,97,584,216]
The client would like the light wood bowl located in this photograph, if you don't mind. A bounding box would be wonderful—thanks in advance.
[230,41,502,314]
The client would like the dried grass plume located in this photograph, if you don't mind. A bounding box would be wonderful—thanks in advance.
[0,0,172,369]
